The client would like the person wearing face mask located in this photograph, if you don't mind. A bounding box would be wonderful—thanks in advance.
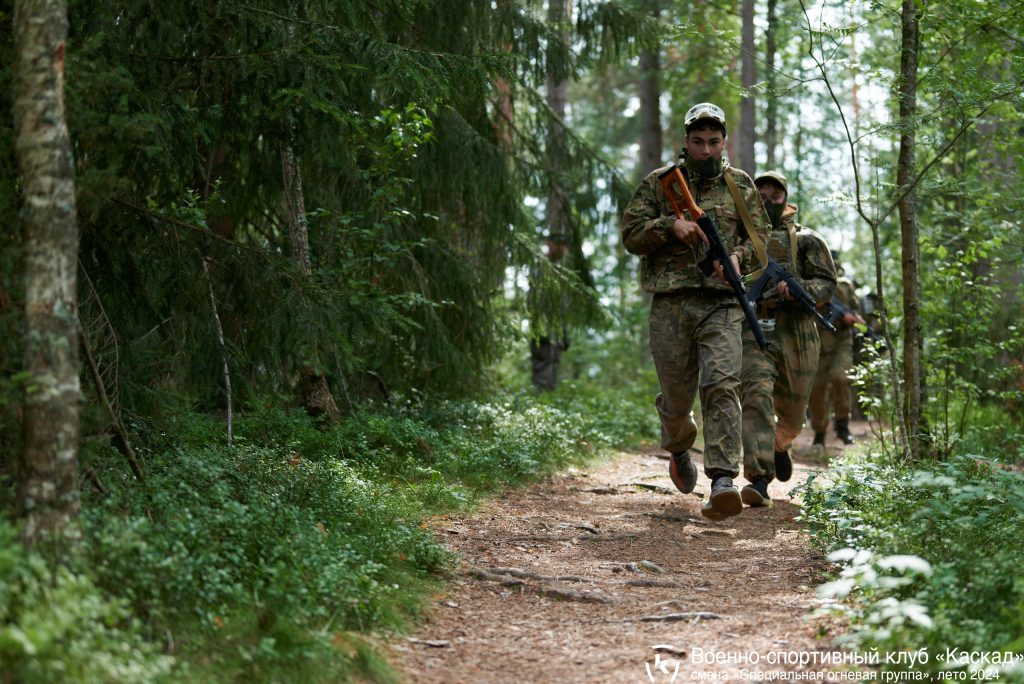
[621,102,772,521]
[737,171,837,507]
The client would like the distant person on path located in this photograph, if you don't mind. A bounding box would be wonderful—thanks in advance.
[809,264,863,451]
[621,102,771,521]
[739,171,837,507]
[851,289,884,420]
[529,235,570,392]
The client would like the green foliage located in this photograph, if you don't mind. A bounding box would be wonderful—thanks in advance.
[0,0,654,427]
[83,413,453,638]
[802,454,1024,674]
[0,522,173,683]
[534,375,660,448]
[918,215,1024,460]
[6,388,641,680]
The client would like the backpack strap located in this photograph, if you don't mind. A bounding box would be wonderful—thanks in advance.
[788,220,798,271]
[724,168,768,279]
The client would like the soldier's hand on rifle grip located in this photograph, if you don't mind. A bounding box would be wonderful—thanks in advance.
[672,218,709,247]
[712,253,742,285]
[777,280,791,300]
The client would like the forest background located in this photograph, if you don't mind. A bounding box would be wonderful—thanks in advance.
[1,0,1023,681]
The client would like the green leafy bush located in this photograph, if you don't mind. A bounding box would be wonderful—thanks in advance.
[41,388,646,680]
[802,455,1024,676]
[0,521,173,683]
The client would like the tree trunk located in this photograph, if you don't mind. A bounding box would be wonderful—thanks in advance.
[492,0,515,154]
[281,136,311,277]
[536,0,573,392]
[764,0,778,169]
[201,256,233,445]
[12,0,82,543]
[896,0,925,460]
[850,29,862,138]
[738,0,756,173]
[638,2,663,178]
[546,0,572,243]
[299,364,341,423]
[637,1,661,365]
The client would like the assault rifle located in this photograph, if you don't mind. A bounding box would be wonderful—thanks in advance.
[657,164,770,351]
[825,295,880,342]
[745,257,837,333]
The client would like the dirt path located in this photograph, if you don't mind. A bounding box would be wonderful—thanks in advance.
[392,423,870,683]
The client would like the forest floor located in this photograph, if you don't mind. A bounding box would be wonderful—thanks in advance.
[391,421,874,683]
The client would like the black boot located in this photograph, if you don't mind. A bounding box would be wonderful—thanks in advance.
[835,420,855,445]
[774,449,793,482]
[811,431,826,455]
[741,477,773,508]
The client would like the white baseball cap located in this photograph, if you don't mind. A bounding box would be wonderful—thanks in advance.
[684,102,726,133]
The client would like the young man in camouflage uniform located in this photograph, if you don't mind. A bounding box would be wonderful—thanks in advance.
[739,171,837,507]
[621,103,772,521]
[809,270,864,450]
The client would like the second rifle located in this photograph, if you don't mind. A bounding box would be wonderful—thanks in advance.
[745,257,837,333]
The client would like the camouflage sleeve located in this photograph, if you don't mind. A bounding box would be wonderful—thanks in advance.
[849,287,863,314]
[731,171,772,276]
[621,174,677,256]
[836,279,858,310]
[796,228,838,304]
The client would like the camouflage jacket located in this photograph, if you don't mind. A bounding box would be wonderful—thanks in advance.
[759,204,837,309]
[620,163,771,294]
[831,277,861,329]
[835,277,859,311]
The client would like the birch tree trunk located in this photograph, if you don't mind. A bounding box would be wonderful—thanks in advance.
[282,128,340,422]
[12,0,82,543]
[897,0,925,459]
[281,135,312,277]
[738,0,756,173]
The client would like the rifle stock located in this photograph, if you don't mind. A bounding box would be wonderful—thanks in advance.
[657,165,770,351]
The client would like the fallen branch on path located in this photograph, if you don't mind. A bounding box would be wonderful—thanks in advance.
[576,533,639,542]
[618,578,681,588]
[471,566,682,590]
[462,568,612,603]
[487,567,590,583]
[635,612,723,622]
[581,486,621,494]
[406,637,450,648]
[535,586,611,603]
[624,483,677,495]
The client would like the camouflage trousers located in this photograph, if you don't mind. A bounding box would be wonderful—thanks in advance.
[740,309,821,481]
[808,328,854,432]
[649,292,744,477]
